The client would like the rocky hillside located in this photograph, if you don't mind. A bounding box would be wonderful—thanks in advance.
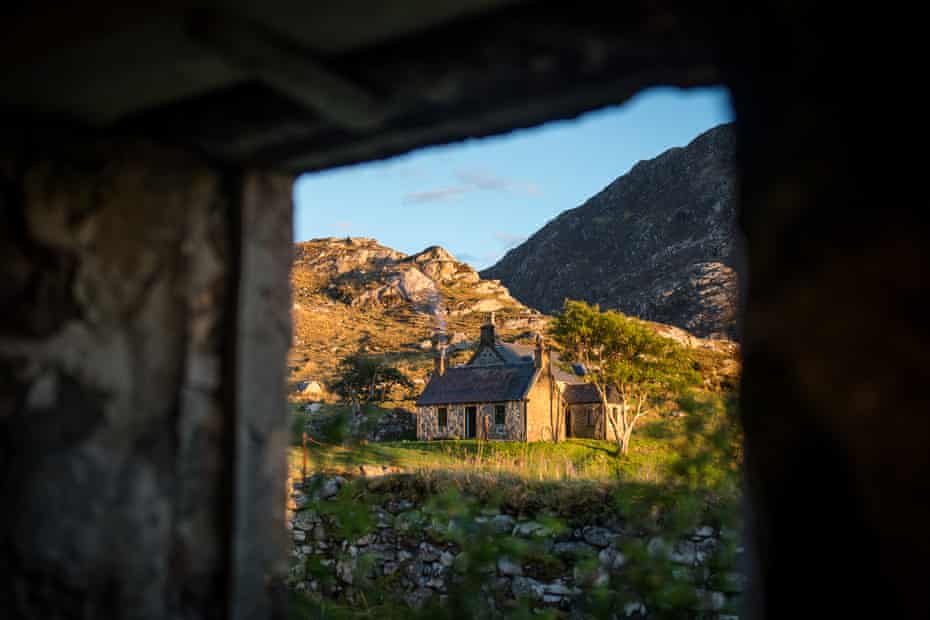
[289,237,740,404]
[289,238,546,394]
[481,123,740,339]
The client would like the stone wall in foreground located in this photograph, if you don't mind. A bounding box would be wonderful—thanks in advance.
[286,474,745,618]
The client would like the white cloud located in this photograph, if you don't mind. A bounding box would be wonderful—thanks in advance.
[402,167,542,204]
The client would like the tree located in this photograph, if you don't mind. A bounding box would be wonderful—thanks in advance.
[549,300,700,455]
[330,352,414,417]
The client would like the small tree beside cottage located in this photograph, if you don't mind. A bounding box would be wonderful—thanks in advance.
[331,352,413,417]
[549,300,700,454]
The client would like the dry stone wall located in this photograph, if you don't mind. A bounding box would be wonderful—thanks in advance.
[287,474,744,618]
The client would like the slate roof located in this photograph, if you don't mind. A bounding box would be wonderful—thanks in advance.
[496,342,534,364]
[416,364,540,406]
[496,343,582,384]
[563,383,622,405]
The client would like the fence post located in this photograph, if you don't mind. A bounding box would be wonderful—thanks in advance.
[301,431,308,482]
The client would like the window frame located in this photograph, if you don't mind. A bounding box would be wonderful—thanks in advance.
[438,406,448,429]
[494,403,506,430]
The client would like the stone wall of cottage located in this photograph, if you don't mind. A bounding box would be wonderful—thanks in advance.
[417,401,524,441]
[287,474,745,617]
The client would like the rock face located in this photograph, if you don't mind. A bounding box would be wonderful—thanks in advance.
[289,237,547,389]
[481,123,740,339]
[293,238,529,320]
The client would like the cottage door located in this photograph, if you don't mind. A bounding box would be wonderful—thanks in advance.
[465,406,477,438]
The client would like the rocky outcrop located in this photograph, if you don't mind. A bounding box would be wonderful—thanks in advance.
[481,124,740,339]
[294,237,527,318]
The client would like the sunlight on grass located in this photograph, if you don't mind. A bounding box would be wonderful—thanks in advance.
[290,431,682,485]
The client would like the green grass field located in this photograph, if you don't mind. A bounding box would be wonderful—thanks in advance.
[289,399,738,490]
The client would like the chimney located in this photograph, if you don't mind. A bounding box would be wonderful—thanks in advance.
[434,344,446,376]
[534,333,548,369]
[480,312,496,347]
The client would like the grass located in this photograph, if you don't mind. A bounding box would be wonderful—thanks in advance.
[292,417,691,485]
[288,391,742,510]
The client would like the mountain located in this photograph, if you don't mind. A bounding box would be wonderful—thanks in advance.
[288,237,740,404]
[289,237,546,392]
[481,123,740,339]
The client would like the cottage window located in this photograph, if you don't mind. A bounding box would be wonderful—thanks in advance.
[438,407,448,428]
[494,404,506,428]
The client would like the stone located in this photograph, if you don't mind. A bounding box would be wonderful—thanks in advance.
[387,499,415,513]
[598,546,627,570]
[694,525,715,538]
[513,520,550,537]
[582,526,618,547]
[647,537,671,559]
[426,577,446,590]
[418,542,441,562]
[542,581,576,596]
[497,556,523,576]
[336,558,356,584]
[292,530,306,542]
[512,576,544,601]
[318,476,345,500]
[293,511,318,531]
[383,561,399,576]
[694,588,727,611]
[288,558,307,583]
[624,601,647,617]
[489,514,516,534]
[553,541,597,558]
[404,587,434,610]
[671,540,698,565]
[440,551,455,567]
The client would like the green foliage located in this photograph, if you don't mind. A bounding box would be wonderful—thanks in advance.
[549,300,702,453]
[330,352,415,406]
[287,325,744,619]
[550,300,699,398]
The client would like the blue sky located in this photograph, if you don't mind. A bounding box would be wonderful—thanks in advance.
[294,86,733,270]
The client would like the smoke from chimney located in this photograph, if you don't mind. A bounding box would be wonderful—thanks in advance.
[434,343,446,376]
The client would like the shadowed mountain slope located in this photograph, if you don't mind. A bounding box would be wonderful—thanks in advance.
[482,123,739,339]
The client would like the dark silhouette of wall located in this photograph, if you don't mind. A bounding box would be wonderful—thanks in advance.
[1,2,926,619]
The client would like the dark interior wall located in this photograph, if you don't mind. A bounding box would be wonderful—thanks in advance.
[0,135,292,619]
[1,3,928,620]
[712,5,930,619]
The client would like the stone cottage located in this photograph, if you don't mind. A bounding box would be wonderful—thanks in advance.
[415,314,621,441]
